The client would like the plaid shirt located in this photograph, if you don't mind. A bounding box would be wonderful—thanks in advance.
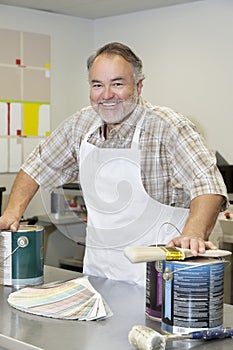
[22,98,227,209]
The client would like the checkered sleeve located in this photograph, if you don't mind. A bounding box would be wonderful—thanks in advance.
[169,118,228,209]
[21,116,80,192]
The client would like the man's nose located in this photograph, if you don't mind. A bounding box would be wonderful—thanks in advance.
[102,86,114,100]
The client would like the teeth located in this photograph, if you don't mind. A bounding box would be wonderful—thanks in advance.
[102,103,116,107]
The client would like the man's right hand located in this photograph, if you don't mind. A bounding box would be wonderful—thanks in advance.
[0,169,39,233]
[0,214,20,232]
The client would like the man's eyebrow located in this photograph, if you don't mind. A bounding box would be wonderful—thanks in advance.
[91,79,102,84]
[91,77,125,84]
[111,77,125,82]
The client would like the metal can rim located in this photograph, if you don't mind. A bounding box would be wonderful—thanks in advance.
[17,225,44,232]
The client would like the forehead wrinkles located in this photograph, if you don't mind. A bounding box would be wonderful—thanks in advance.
[89,54,135,82]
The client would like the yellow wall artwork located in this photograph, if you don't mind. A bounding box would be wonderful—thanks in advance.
[0,29,50,172]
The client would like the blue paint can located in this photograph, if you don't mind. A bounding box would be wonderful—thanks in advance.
[162,258,224,335]
[0,225,44,287]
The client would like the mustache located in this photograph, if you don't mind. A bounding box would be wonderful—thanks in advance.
[94,97,138,107]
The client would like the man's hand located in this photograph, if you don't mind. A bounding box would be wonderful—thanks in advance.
[0,214,20,232]
[167,194,225,256]
[0,170,39,233]
[167,236,217,256]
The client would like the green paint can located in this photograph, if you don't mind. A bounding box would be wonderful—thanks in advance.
[0,225,44,287]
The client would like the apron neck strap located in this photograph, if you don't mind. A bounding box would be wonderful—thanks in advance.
[131,111,146,150]
[83,120,102,142]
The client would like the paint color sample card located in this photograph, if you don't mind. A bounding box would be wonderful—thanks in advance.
[7,277,113,320]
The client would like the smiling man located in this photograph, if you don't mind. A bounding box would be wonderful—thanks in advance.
[0,42,228,285]
[89,53,142,126]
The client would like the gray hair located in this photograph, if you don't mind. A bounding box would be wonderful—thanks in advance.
[87,42,145,83]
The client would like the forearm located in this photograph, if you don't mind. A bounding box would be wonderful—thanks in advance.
[181,194,224,240]
[3,169,39,222]
[168,194,225,254]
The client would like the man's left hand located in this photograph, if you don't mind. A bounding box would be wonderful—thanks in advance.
[167,236,217,256]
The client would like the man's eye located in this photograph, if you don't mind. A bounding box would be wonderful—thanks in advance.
[92,84,102,88]
[113,82,123,87]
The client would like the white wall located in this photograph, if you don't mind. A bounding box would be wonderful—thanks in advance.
[1,0,233,218]
[0,5,93,216]
[93,0,233,163]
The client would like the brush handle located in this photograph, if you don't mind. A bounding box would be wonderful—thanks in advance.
[190,328,233,340]
[123,246,193,263]
[124,246,232,263]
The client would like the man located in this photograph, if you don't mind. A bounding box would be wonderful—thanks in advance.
[0,42,228,285]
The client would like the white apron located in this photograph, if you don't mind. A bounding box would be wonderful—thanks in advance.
[79,115,189,285]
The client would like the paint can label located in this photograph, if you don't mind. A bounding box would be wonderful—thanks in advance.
[146,260,163,320]
[162,259,224,334]
[0,225,44,287]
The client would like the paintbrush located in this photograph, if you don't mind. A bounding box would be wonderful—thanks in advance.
[124,245,232,263]
[128,325,233,350]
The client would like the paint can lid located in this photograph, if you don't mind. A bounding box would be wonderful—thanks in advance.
[17,224,44,232]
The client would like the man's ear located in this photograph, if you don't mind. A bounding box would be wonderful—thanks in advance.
[137,80,143,96]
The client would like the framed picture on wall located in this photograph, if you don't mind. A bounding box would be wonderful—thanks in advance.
[0,28,51,173]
